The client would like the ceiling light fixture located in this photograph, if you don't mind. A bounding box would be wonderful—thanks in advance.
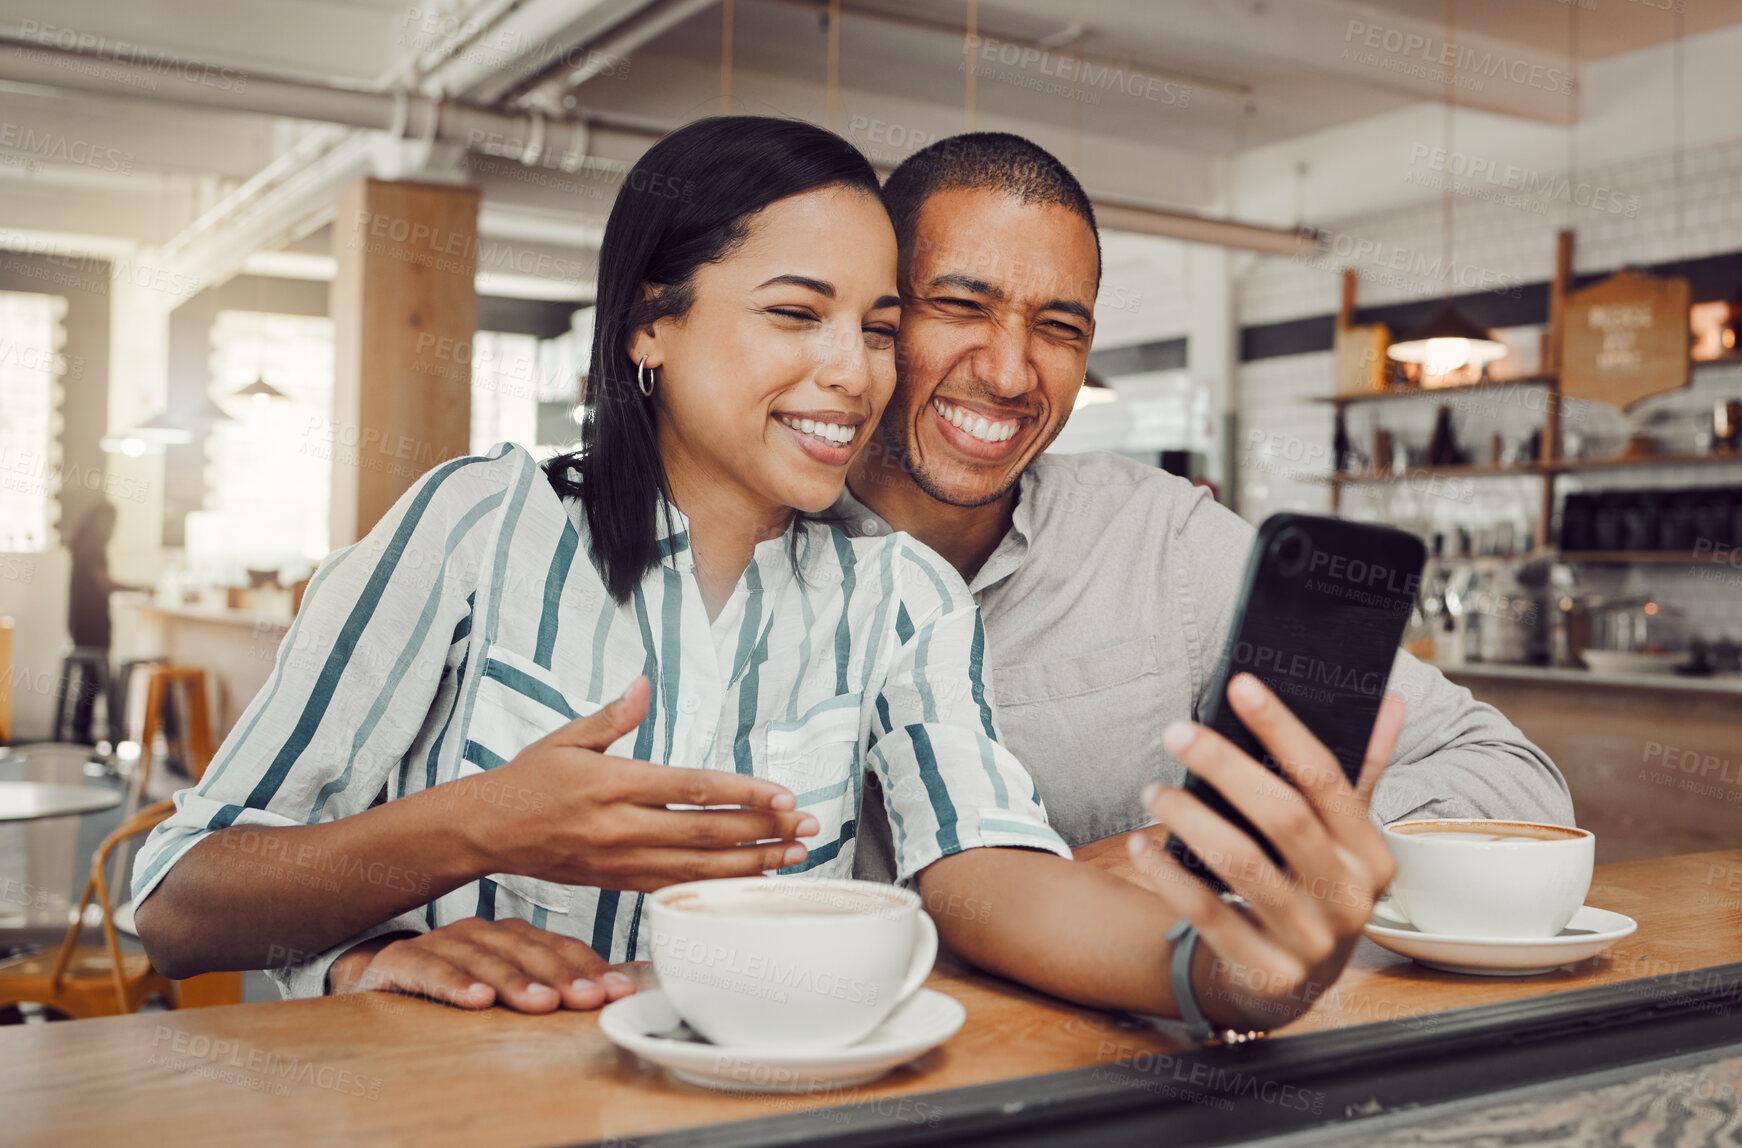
[234,375,289,404]
[1387,304,1508,376]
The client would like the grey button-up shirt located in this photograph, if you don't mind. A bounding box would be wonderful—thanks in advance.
[841,450,1575,881]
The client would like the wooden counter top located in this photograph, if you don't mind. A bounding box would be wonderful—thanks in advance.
[118,594,292,632]
[1438,661,1742,696]
[3,849,1739,1147]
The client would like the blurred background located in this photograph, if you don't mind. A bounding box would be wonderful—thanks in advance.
[0,1,1740,948]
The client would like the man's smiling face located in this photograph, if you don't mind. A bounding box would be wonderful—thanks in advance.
[875,187,1100,508]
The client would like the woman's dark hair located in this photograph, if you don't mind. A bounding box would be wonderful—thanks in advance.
[544,116,883,601]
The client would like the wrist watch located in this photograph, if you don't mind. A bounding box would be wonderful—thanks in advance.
[1166,917,1269,1045]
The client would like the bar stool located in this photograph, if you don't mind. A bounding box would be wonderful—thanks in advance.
[134,665,214,795]
[0,615,14,744]
[114,656,169,746]
[51,647,114,746]
[106,666,215,940]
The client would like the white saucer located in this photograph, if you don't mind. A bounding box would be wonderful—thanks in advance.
[1363,900,1638,975]
[598,988,965,1093]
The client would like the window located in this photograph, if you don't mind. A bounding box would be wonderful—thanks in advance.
[200,310,335,564]
[470,330,541,456]
[471,326,587,459]
[0,291,66,552]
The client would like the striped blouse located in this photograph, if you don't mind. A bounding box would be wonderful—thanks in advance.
[133,443,1068,998]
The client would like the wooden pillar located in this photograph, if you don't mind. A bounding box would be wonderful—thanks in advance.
[329,178,481,548]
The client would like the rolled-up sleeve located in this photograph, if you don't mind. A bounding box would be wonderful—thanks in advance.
[267,911,432,1000]
[1368,651,1574,826]
[868,541,1072,882]
[130,448,520,974]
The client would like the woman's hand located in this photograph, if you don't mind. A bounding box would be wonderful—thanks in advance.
[327,919,638,1012]
[461,676,819,891]
[1127,673,1405,1033]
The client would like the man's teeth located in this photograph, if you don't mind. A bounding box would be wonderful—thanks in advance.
[778,415,856,445]
[933,399,1018,443]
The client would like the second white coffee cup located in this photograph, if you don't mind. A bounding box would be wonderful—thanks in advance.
[1383,818,1594,938]
[646,876,937,1050]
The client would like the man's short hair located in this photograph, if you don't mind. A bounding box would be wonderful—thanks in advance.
[880,132,1101,286]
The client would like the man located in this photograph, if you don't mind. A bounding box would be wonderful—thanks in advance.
[842,132,1573,887]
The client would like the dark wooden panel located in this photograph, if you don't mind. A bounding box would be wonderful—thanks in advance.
[1239,247,1742,363]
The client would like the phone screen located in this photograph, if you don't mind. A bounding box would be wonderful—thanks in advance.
[1164,513,1426,891]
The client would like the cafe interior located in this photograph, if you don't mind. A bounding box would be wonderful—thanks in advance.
[1,0,1741,1144]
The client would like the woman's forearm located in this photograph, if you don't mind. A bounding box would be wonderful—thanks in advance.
[135,786,500,979]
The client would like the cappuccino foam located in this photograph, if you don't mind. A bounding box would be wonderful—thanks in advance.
[1390,820,1582,843]
[664,887,903,917]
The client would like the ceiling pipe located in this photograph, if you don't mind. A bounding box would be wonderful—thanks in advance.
[0,34,1324,256]
[497,0,722,109]
[0,36,640,169]
[1093,197,1321,258]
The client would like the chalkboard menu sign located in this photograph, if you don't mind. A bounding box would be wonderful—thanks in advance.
[1560,269,1691,409]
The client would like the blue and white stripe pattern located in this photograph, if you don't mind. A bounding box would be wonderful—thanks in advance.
[133,443,1067,996]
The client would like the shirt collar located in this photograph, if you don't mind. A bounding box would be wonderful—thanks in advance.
[652,494,831,585]
[969,472,1033,595]
[835,471,1035,596]
[652,493,695,573]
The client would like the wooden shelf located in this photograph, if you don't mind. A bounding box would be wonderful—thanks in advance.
[1324,463,1546,486]
[1319,450,1742,486]
[1557,550,1739,564]
[1326,237,1731,555]
[1420,550,1731,565]
[1318,357,1736,407]
[1547,450,1742,474]
[1314,375,1558,407]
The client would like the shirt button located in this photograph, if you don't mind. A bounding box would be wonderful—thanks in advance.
[679,696,700,714]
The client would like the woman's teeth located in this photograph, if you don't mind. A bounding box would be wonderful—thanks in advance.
[933,399,1018,443]
[778,414,856,445]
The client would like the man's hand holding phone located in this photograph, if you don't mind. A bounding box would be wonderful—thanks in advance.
[1126,673,1405,1033]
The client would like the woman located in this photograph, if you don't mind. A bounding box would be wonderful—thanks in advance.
[132,117,1069,1013]
[64,499,144,744]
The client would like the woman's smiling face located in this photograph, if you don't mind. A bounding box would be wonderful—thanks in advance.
[631,184,901,519]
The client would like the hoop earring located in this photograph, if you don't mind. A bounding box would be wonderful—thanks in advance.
[637,355,656,397]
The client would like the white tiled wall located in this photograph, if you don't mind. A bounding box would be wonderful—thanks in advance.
[1234,352,1336,520]
[1241,137,1742,329]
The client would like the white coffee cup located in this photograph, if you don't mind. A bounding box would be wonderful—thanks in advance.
[1382,818,1595,938]
[646,876,937,1050]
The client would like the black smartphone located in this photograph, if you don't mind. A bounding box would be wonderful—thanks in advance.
[1163,513,1426,892]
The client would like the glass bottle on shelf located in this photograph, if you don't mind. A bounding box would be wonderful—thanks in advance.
[1462,569,1486,663]
[1404,534,1446,660]
[1437,564,1472,665]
